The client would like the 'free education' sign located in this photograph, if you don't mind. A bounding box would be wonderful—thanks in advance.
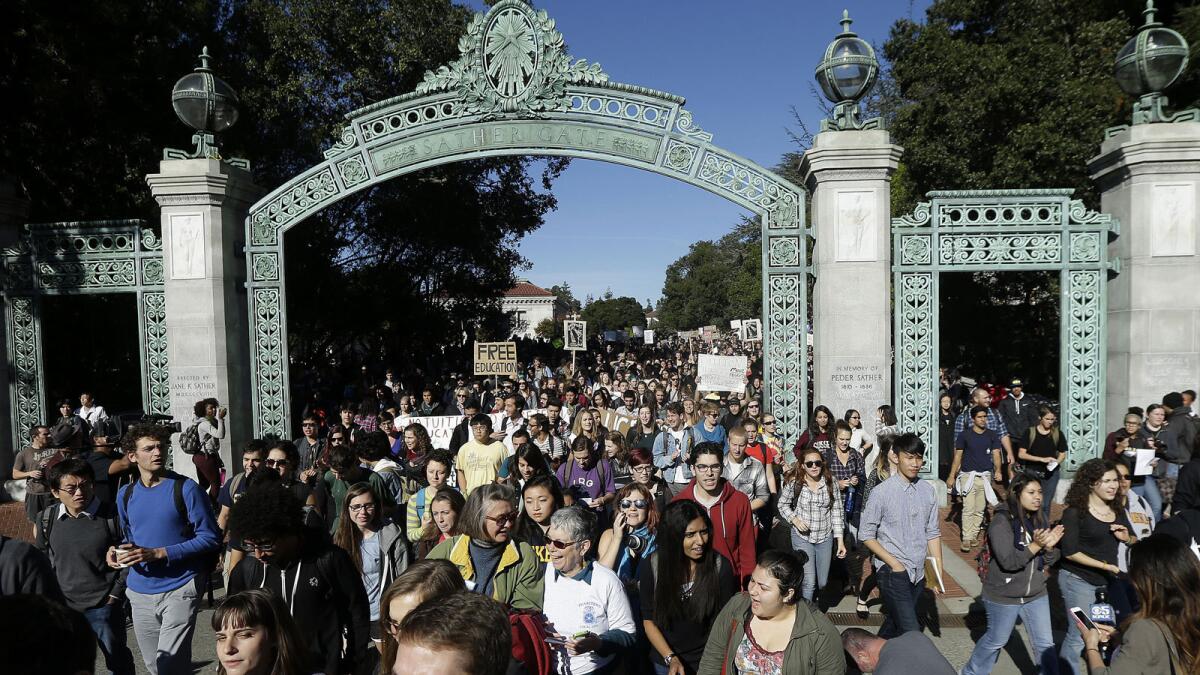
[474,341,518,376]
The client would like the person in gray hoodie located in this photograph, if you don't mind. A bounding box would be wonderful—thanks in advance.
[962,473,1064,675]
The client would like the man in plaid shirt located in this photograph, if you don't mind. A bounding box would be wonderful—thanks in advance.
[953,387,1015,481]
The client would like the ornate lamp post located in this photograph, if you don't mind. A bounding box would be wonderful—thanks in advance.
[815,10,881,132]
[1113,0,1197,127]
[164,47,249,168]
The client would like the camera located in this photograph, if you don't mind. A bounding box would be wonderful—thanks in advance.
[142,413,181,434]
[624,533,646,554]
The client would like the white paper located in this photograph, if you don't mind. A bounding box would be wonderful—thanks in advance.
[697,354,748,392]
[1047,460,1059,473]
[1134,448,1156,476]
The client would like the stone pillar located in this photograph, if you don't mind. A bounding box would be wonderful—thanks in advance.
[1091,123,1200,431]
[801,130,903,432]
[146,159,261,476]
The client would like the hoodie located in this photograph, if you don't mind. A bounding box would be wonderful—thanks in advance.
[981,504,1060,605]
[672,481,756,585]
[228,527,370,675]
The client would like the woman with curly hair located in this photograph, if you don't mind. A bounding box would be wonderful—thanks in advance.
[1058,458,1136,675]
[1079,534,1200,675]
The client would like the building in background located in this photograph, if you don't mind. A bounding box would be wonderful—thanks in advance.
[502,280,560,338]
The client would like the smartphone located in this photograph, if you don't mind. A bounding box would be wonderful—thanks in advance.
[1070,606,1097,632]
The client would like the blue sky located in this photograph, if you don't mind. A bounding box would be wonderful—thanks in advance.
[464,0,931,305]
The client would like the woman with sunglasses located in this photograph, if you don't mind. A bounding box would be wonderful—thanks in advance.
[778,449,846,603]
[598,483,660,588]
[426,483,544,610]
[332,483,408,662]
[377,559,465,674]
[416,487,465,560]
[639,500,736,675]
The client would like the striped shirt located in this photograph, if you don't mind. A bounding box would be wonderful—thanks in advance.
[777,478,843,544]
[858,473,941,583]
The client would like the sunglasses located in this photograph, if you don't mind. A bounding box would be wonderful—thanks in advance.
[763,420,776,426]
[486,512,518,525]
[548,538,582,550]
[619,499,648,509]
[264,458,289,468]
[803,460,824,468]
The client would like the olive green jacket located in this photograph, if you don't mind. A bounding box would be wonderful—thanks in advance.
[427,534,544,610]
[698,593,845,675]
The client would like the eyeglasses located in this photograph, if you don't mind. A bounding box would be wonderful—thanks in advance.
[348,503,376,513]
[548,538,582,550]
[264,458,290,468]
[619,499,648,509]
[242,541,276,553]
[694,463,722,474]
[384,618,403,635]
[631,465,654,473]
[803,460,824,468]
[56,481,91,494]
[486,512,518,525]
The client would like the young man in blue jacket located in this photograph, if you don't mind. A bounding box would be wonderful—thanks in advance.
[108,424,220,675]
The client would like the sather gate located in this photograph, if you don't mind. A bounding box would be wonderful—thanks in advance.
[892,190,1119,477]
[244,1,809,443]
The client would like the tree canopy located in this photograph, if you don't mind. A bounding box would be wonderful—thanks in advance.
[580,296,645,334]
[4,0,566,397]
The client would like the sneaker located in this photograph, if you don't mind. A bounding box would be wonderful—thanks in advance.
[856,599,869,619]
[960,538,973,552]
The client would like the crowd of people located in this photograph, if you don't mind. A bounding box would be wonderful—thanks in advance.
[2,342,1200,675]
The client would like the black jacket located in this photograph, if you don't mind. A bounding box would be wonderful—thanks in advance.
[1159,408,1198,464]
[1173,458,1200,513]
[449,418,472,455]
[998,396,1039,443]
[228,527,369,675]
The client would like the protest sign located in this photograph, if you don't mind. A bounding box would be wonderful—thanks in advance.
[643,329,655,344]
[742,319,761,341]
[474,341,518,376]
[697,354,748,392]
[403,409,545,450]
[598,409,637,437]
[564,320,587,351]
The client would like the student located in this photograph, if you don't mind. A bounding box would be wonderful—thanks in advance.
[109,423,221,675]
[37,458,136,675]
[217,440,267,572]
[858,432,943,638]
[322,443,393,533]
[724,426,772,517]
[512,474,565,568]
[212,589,312,675]
[227,484,371,675]
[672,442,757,585]
[698,550,845,674]
[949,405,1004,552]
[693,400,728,445]
[778,448,847,603]
[378,560,466,674]
[404,449,456,544]
[393,591,511,675]
[653,402,698,492]
[13,424,57,538]
[456,413,509,495]
[961,474,1063,675]
[557,435,617,517]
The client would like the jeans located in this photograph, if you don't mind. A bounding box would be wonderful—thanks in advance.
[1040,470,1061,521]
[127,579,201,675]
[1058,569,1103,675]
[84,601,137,675]
[791,533,833,601]
[876,566,923,638]
[1132,479,1163,522]
[961,595,1057,675]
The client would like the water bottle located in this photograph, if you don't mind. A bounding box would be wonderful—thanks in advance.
[1089,588,1116,662]
[844,484,856,515]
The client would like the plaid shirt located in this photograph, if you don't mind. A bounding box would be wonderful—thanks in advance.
[778,477,843,543]
[954,407,1009,439]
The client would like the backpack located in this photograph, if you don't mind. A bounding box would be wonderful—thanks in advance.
[38,503,121,561]
[120,475,219,573]
[561,453,609,499]
[509,609,553,675]
[179,421,202,455]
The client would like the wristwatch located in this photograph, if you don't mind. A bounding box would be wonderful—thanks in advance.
[664,653,676,667]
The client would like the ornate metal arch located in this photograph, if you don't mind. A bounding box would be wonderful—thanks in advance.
[245,0,808,442]
[892,190,1119,476]
[2,220,169,448]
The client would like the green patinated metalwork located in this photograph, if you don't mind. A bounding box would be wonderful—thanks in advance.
[1108,0,1199,136]
[245,0,808,444]
[2,221,169,448]
[815,11,881,132]
[892,190,1118,477]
